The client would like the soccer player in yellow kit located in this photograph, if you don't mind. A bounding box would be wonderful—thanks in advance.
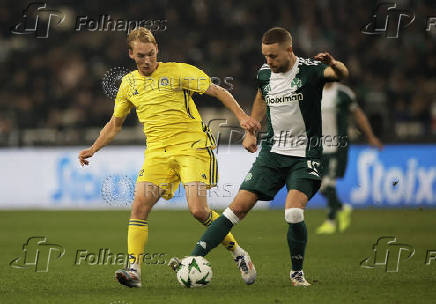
[78,27,260,287]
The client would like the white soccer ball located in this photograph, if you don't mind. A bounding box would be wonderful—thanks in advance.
[176,256,213,288]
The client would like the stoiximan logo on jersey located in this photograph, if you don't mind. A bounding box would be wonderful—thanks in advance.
[265,93,303,105]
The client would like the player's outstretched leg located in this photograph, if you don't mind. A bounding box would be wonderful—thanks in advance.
[201,210,254,282]
[172,190,257,284]
[185,184,257,284]
[192,207,256,284]
[115,182,160,288]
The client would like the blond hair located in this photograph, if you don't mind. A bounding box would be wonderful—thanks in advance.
[127,27,157,50]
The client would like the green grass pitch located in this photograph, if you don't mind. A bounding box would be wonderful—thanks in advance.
[0,209,435,304]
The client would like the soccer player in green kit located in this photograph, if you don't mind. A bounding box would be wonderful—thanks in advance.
[316,82,383,234]
[169,27,349,286]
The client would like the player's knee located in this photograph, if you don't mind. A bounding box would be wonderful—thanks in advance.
[190,206,209,222]
[230,205,248,219]
[229,190,257,219]
[285,208,304,224]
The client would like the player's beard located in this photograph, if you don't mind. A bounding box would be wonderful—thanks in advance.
[275,59,292,73]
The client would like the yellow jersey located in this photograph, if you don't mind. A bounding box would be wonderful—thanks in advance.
[113,62,216,151]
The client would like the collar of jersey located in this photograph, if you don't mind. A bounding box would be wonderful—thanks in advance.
[135,62,162,78]
[270,56,299,82]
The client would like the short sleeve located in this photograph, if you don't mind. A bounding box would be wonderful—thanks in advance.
[315,62,329,84]
[257,64,271,97]
[113,77,134,118]
[179,63,211,94]
[338,84,358,110]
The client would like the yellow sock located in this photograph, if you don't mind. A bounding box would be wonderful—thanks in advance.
[201,210,239,252]
[128,219,148,269]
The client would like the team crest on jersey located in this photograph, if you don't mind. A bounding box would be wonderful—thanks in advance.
[244,173,252,182]
[291,77,302,91]
[262,84,271,95]
[160,77,169,86]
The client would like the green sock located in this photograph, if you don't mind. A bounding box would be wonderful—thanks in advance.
[325,186,343,220]
[191,215,234,256]
[287,221,307,271]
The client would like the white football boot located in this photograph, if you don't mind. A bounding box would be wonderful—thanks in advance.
[168,257,181,272]
[115,268,142,288]
[290,270,311,286]
[234,250,256,285]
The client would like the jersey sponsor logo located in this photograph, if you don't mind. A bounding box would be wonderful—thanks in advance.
[265,93,303,105]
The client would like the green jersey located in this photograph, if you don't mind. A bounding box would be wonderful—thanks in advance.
[321,83,358,153]
[257,57,328,159]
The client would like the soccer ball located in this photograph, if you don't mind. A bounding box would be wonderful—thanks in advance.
[176,256,213,288]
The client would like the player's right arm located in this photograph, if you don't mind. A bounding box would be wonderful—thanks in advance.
[243,89,266,153]
[314,52,349,81]
[78,115,127,166]
[352,107,383,151]
[78,77,133,166]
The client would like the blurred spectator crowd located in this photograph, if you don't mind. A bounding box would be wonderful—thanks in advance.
[0,0,435,146]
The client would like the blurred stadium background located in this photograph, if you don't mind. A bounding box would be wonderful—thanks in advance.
[1,0,435,147]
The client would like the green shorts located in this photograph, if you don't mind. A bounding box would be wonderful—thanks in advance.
[240,150,321,201]
[321,149,349,179]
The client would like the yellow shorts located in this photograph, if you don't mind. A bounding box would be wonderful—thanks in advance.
[137,146,218,200]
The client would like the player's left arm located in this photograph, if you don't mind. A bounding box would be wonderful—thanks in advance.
[204,83,261,132]
[314,52,349,81]
[352,107,383,151]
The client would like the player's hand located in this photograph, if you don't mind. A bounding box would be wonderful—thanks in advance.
[314,52,336,66]
[239,115,261,133]
[368,136,383,151]
[242,132,258,153]
[78,147,95,166]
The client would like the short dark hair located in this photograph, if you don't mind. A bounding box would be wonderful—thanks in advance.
[262,27,292,46]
